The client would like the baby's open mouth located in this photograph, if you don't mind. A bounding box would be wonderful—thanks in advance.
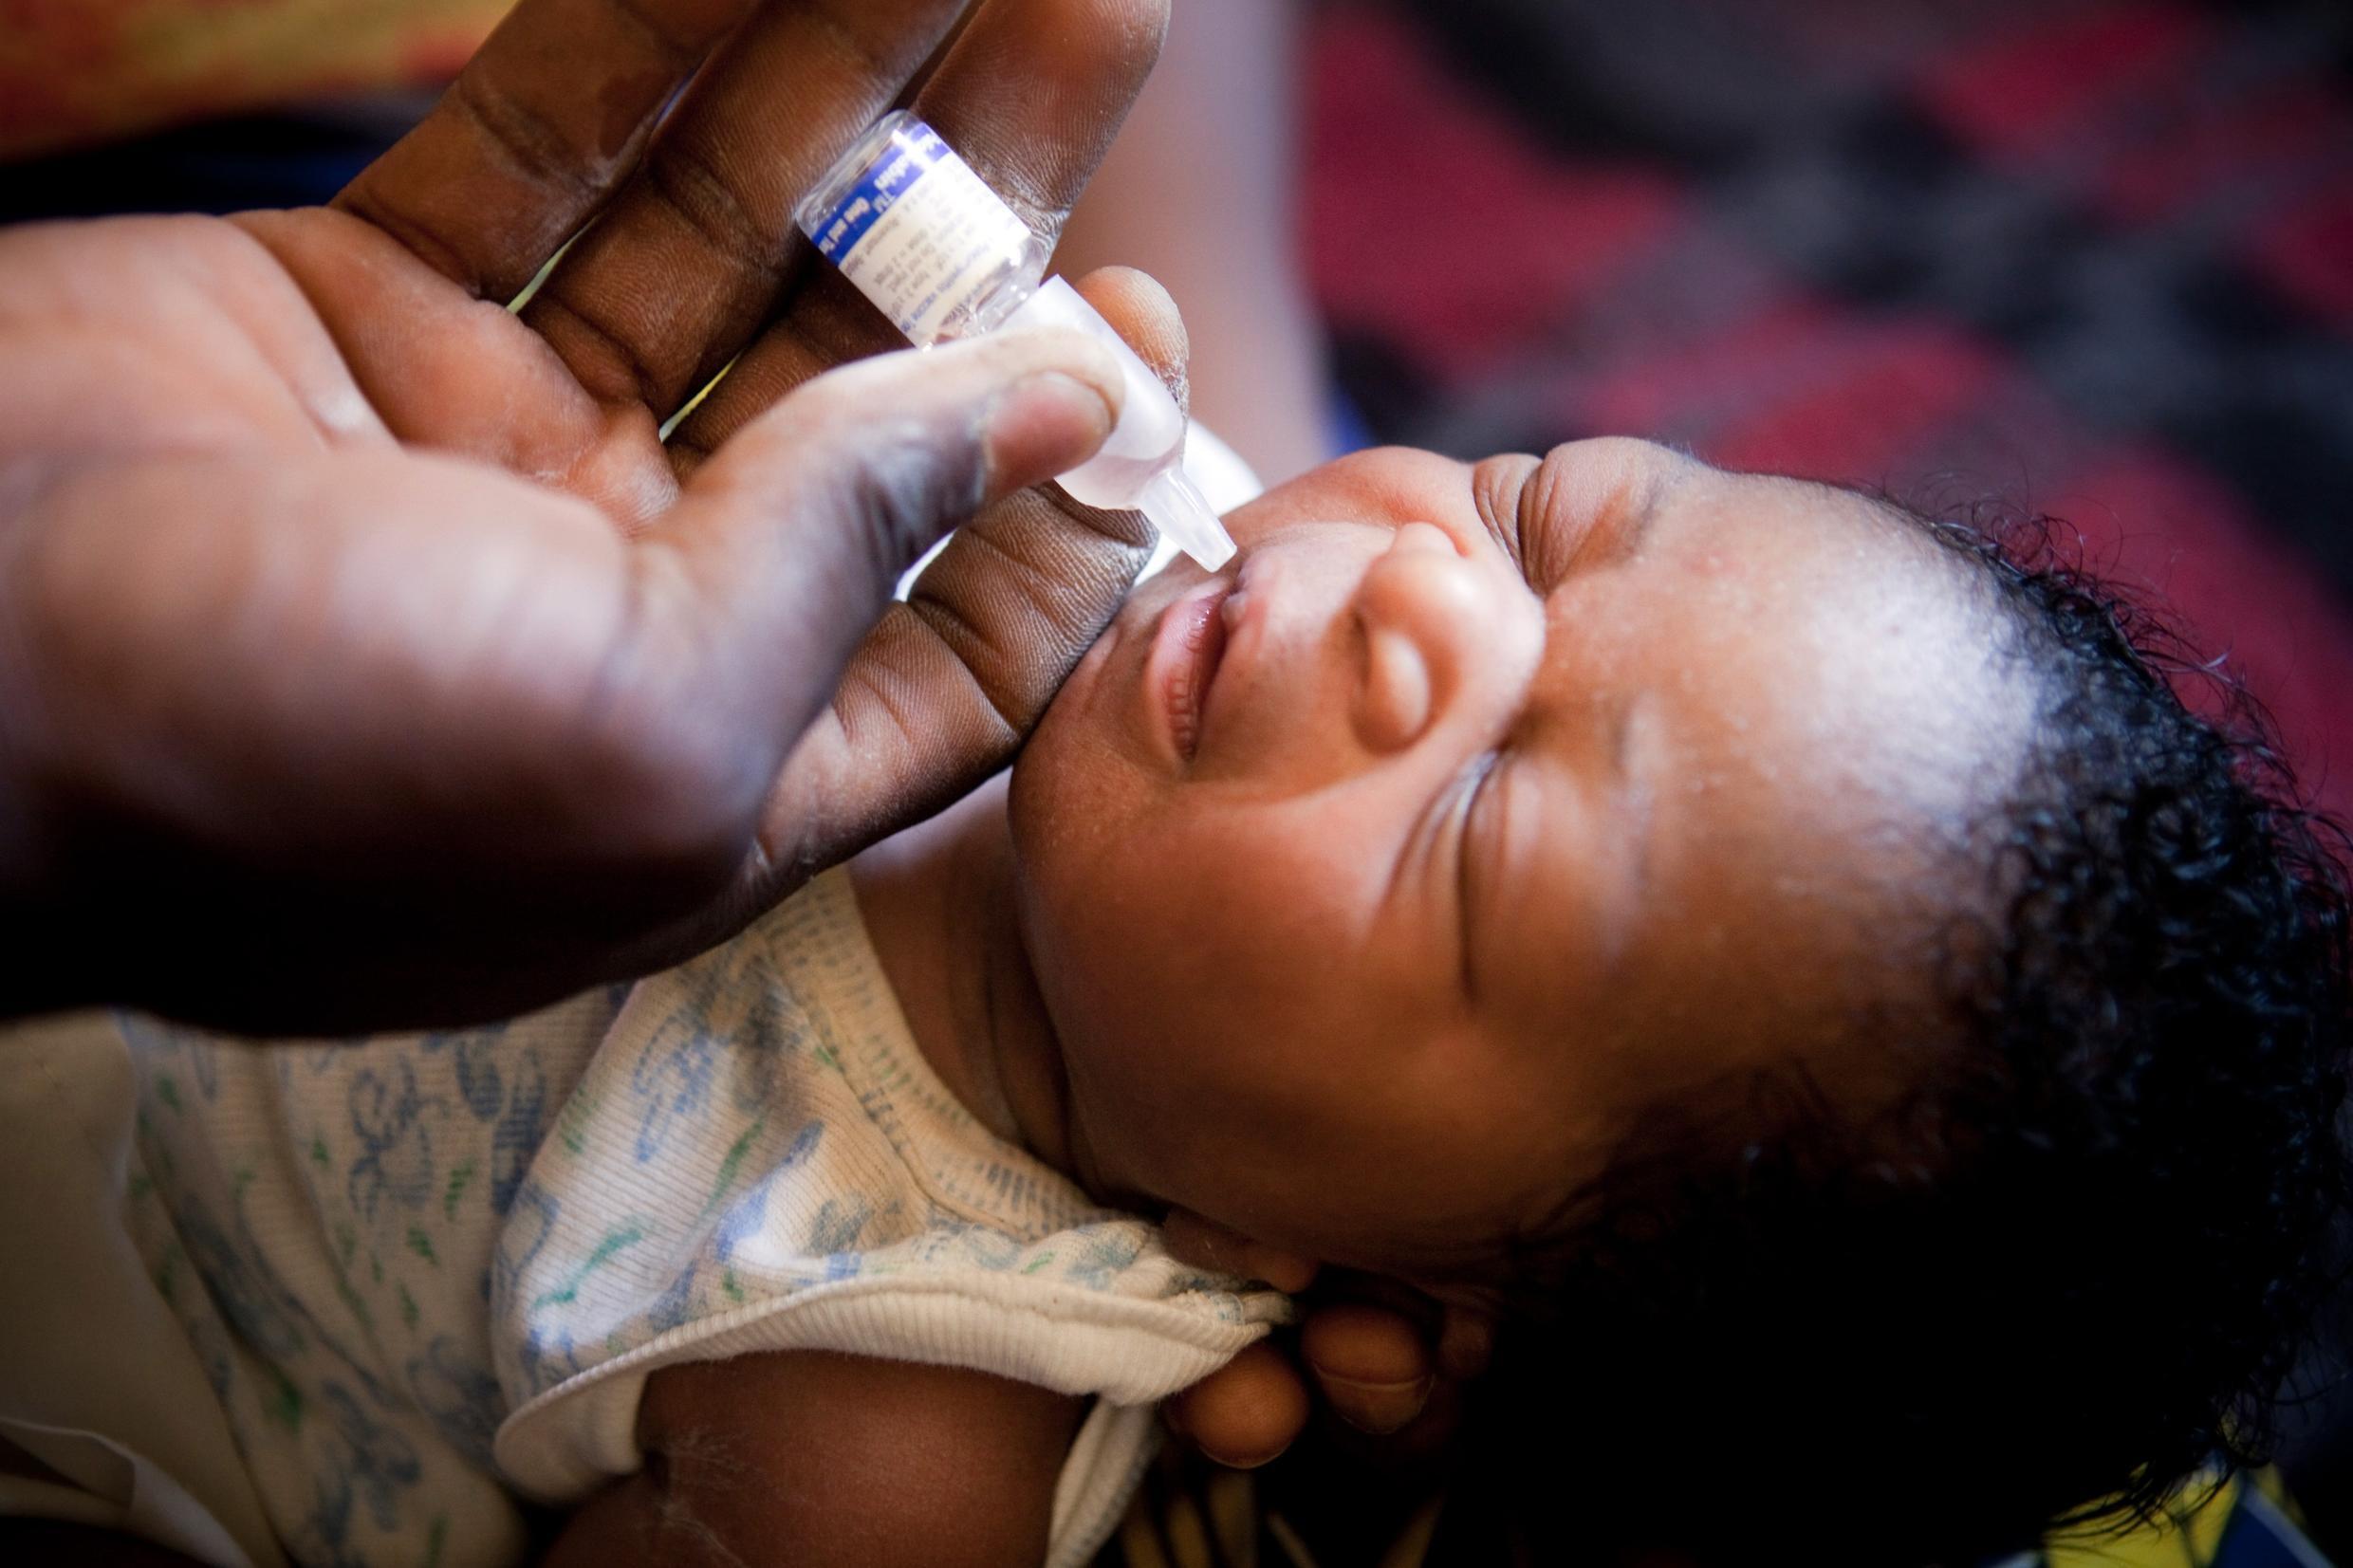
[1158,580,1233,763]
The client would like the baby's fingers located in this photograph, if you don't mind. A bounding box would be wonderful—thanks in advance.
[1165,1341,1310,1470]
[1161,1209,1318,1294]
[1302,1303,1436,1437]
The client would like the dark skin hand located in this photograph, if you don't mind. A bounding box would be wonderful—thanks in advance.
[0,0,1178,1034]
[0,0,1450,1494]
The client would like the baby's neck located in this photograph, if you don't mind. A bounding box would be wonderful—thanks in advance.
[846,776,1097,1192]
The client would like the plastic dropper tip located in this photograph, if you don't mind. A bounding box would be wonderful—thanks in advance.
[1141,468,1235,572]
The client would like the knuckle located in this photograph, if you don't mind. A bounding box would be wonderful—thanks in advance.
[910,528,1070,699]
[529,288,667,409]
[452,68,603,208]
[643,136,780,277]
[330,186,484,295]
[600,0,715,73]
[803,0,917,98]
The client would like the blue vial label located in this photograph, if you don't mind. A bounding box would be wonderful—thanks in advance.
[802,118,1034,344]
[810,125,951,265]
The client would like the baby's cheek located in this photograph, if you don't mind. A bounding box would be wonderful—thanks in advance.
[1021,637,1111,757]
[1009,681,1125,852]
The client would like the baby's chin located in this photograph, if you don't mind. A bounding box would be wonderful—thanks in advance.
[1002,666,1103,872]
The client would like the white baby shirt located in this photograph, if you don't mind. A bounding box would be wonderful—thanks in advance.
[81,869,1286,1568]
[491,868,1288,1558]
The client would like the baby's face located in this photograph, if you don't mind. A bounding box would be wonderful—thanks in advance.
[1010,439,2029,1282]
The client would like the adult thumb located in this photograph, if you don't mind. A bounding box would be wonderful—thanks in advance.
[663,327,1122,614]
[637,327,1123,800]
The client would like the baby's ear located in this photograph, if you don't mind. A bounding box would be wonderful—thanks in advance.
[1160,1208,1319,1293]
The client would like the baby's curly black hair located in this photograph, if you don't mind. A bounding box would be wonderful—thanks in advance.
[1460,501,2353,1566]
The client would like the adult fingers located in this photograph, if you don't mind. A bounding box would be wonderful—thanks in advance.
[521,0,969,412]
[640,326,1123,767]
[663,0,1171,469]
[910,0,1170,244]
[336,0,763,303]
[715,267,1178,903]
[16,329,1120,1028]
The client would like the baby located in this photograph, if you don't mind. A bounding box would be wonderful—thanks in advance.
[95,436,2349,1568]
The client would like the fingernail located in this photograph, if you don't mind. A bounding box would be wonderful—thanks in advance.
[979,370,1117,503]
[1324,1374,1435,1436]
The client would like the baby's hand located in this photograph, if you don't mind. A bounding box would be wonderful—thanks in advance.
[1158,1212,1490,1467]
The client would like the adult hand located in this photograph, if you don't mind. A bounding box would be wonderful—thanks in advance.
[0,0,1175,1031]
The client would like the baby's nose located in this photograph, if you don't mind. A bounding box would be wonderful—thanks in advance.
[1351,523,1490,753]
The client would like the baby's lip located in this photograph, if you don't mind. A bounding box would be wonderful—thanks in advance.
[1147,574,1237,764]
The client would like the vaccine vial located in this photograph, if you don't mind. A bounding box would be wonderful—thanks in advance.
[794,111,1234,571]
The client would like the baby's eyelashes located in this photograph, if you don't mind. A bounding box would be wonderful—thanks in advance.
[1451,750,1509,1001]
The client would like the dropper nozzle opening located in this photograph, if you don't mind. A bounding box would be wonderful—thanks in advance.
[1141,467,1235,572]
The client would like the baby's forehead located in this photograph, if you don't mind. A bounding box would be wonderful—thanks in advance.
[1525,466,2003,699]
[1482,450,1944,637]
[1570,463,1929,571]
[1477,468,2028,1067]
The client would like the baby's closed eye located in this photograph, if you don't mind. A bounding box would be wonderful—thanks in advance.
[1498,438,1691,589]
